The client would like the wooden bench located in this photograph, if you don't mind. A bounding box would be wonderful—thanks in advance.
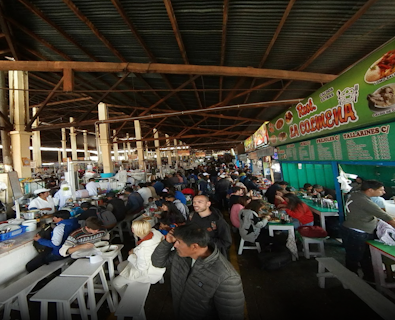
[316,257,395,320]
[115,282,151,320]
[0,257,73,320]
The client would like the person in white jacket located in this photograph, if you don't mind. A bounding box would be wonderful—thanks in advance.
[112,220,166,297]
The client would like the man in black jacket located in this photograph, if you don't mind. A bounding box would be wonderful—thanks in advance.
[151,224,244,320]
[189,195,232,257]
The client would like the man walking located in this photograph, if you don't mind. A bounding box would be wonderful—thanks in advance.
[151,223,244,320]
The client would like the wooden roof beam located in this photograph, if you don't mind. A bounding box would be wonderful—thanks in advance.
[30,96,93,108]
[0,61,337,83]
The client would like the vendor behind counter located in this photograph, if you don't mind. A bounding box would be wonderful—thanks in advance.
[28,188,56,214]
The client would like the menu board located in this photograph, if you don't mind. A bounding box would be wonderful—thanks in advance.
[276,122,394,162]
[267,40,395,146]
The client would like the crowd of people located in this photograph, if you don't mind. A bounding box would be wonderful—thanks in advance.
[24,163,395,318]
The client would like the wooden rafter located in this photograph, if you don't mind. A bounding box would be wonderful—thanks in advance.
[30,97,93,108]
[163,0,203,109]
[219,0,230,102]
[243,0,296,104]
[0,3,18,59]
[26,77,64,130]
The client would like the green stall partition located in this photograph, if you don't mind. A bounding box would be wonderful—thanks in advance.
[281,162,335,190]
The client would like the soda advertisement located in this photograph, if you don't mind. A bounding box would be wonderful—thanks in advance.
[267,39,395,146]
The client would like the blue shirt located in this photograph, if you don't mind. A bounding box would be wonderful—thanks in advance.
[175,190,187,205]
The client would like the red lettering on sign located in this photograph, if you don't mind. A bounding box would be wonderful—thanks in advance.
[296,98,317,118]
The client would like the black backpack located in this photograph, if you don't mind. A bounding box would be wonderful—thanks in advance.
[33,223,53,254]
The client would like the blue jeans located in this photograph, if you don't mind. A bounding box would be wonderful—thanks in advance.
[340,225,375,280]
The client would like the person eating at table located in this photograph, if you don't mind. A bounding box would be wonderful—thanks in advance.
[282,193,314,229]
[59,216,109,257]
[341,179,395,283]
[312,184,336,200]
[239,199,272,249]
[302,183,313,194]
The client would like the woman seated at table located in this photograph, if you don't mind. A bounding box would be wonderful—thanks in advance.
[230,196,251,230]
[112,220,166,297]
[282,193,314,229]
[155,201,186,225]
[239,199,271,248]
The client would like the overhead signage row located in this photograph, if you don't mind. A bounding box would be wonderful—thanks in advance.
[267,39,395,146]
[244,122,269,152]
[276,121,394,162]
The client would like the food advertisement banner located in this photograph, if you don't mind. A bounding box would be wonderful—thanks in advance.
[268,39,395,146]
[195,152,206,157]
[276,121,394,162]
[253,123,269,148]
[244,136,254,152]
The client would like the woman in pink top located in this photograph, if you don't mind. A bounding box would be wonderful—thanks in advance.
[230,196,251,228]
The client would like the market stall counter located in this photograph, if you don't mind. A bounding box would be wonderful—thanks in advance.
[0,228,38,286]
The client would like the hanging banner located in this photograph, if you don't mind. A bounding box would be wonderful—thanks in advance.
[253,123,269,149]
[195,152,206,157]
[244,136,254,152]
[268,40,395,146]
[276,121,394,162]
[177,150,190,156]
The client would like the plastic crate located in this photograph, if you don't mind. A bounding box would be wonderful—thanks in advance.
[0,225,27,242]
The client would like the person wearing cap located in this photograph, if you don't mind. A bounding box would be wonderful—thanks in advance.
[28,188,56,214]
[26,210,79,272]
[105,192,126,222]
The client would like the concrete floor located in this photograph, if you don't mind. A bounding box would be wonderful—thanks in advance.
[7,214,395,320]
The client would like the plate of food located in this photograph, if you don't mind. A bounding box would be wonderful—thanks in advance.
[285,110,293,124]
[101,245,118,257]
[365,50,395,84]
[278,132,288,142]
[275,118,284,130]
[268,122,275,133]
[367,83,395,109]
[269,135,277,145]
[94,241,109,251]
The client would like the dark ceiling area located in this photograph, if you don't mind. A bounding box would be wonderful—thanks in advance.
[0,0,394,153]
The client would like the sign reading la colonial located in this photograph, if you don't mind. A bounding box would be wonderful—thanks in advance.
[266,39,395,147]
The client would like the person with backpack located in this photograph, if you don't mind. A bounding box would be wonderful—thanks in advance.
[26,210,79,272]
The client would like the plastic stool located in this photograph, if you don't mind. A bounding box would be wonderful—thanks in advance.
[238,238,261,255]
[301,236,326,259]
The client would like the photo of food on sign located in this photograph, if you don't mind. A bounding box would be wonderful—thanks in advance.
[275,118,284,130]
[269,135,277,145]
[278,132,287,142]
[367,83,395,111]
[253,123,269,147]
[244,136,254,152]
[268,122,275,133]
[364,49,395,84]
[285,110,293,124]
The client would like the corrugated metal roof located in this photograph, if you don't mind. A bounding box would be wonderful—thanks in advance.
[1,0,395,151]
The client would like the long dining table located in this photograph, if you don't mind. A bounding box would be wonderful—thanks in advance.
[300,198,339,231]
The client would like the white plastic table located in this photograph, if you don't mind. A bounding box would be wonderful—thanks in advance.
[102,244,124,307]
[60,259,115,320]
[30,276,88,320]
[268,222,298,261]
